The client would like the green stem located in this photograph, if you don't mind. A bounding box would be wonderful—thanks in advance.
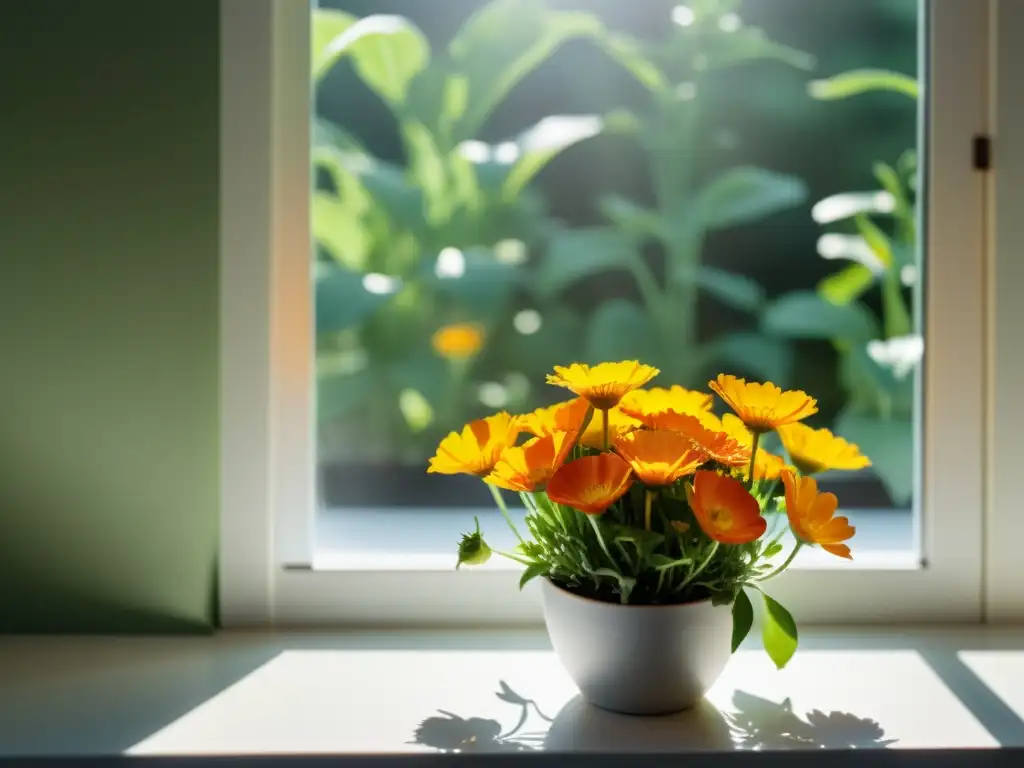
[757,541,805,582]
[601,408,610,451]
[493,549,534,567]
[586,514,618,571]
[746,431,761,490]
[628,257,664,318]
[644,489,654,532]
[681,540,719,589]
[488,483,527,548]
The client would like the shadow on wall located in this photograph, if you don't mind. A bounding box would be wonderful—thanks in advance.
[411,681,896,752]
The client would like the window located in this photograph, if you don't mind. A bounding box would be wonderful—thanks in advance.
[220,0,994,627]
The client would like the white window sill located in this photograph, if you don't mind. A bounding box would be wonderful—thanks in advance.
[3,627,1023,756]
[313,506,916,571]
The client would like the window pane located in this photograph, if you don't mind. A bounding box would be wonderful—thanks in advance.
[311,0,920,566]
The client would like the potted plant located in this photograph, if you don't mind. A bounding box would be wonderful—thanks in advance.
[428,362,867,715]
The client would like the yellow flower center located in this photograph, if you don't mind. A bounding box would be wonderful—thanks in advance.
[708,505,734,530]
[578,484,613,506]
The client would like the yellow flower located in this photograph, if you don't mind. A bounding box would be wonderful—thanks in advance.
[709,374,818,433]
[428,412,519,476]
[618,386,713,423]
[777,423,872,476]
[546,453,634,515]
[781,470,855,560]
[517,398,591,437]
[720,414,792,481]
[431,323,485,360]
[645,410,750,467]
[613,429,707,486]
[579,406,642,450]
[485,431,577,492]
[547,361,659,411]
[686,471,767,545]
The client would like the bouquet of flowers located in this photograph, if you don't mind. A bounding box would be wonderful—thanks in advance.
[428,361,869,668]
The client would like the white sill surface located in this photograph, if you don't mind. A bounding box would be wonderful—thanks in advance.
[2,628,1024,756]
[314,506,915,571]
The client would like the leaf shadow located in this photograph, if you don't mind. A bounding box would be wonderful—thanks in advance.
[411,681,897,753]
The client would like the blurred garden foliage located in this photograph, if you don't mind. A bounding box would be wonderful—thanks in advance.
[312,0,918,504]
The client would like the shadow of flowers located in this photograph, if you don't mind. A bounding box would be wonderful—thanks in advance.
[724,690,897,749]
[410,681,552,752]
[412,682,896,753]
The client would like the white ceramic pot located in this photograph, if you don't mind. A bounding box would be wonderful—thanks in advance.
[540,578,733,715]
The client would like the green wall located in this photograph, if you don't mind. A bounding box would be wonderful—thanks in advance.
[0,1,220,631]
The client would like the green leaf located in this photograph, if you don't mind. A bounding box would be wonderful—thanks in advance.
[448,0,602,141]
[839,343,916,415]
[694,266,764,312]
[809,69,919,101]
[709,332,794,386]
[599,195,665,240]
[355,161,427,235]
[701,26,814,72]
[695,167,807,231]
[873,163,906,208]
[537,227,633,299]
[600,33,667,91]
[585,300,658,366]
[853,214,894,268]
[519,560,548,589]
[313,192,370,272]
[763,541,784,559]
[316,265,392,333]
[762,292,879,342]
[760,592,799,670]
[818,264,876,306]
[731,589,754,653]
[502,115,603,199]
[318,15,430,105]
[402,122,448,223]
[312,9,359,81]
[649,554,692,571]
[834,413,914,505]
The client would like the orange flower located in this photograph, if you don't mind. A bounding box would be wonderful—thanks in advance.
[547,361,659,410]
[778,423,872,476]
[517,397,591,437]
[579,406,642,450]
[781,470,855,559]
[619,385,713,423]
[431,323,485,360]
[645,411,750,467]
[709,374,817,433]
[685,471,767,545]
[428,412,519,477]
[546,453,634,515]
[720,414,791,481]
[614,429,707,486]
[485,431,577,492]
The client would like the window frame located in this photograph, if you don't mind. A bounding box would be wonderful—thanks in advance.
[220,0,994,627]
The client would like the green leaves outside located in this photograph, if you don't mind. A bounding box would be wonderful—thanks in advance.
[809,69,919,101]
